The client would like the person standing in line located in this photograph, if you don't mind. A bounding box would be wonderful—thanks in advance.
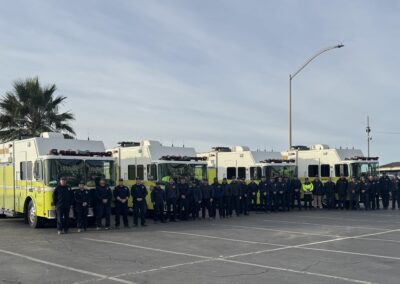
[336,175,348,210]
[324,177,336,210]
[95,178,112,230]
[113,178,130,229]
[75,181,90,232]
[53,177,73,235]
[200,179,213,219]
[165,178,179,222]
[290,176,302,211]
[391,175,398,210]
[312,177,324,209]
[258,177,270,213]
[223,178,232,217]
[248,179,259,211]
[302,177,314,210]
[151,182,166,223]
[379,173,391,210]
[177,177,189,221]
[189,180,202,220]
[131,178,148,227]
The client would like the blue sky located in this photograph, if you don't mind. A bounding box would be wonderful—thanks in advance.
[0,1,399,163]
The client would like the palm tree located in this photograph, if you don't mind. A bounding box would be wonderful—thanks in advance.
[0,77,75,141]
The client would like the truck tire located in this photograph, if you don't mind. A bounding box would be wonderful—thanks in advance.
[27,200,44,228]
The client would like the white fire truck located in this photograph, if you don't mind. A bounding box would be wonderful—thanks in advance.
[0,132,116,228]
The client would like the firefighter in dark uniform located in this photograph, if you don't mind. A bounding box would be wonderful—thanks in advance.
[151,182,166,223]
[371,176,380,210]
[113,178,130,229]
[391,175,398,209]
[276,177,287,211]
[189,180,202,220]
[289,176,301,210]
[75,181,90,232]
[283,177,291,211]
[379,173,391,210]
[348,177,360,210]
[131,178,148,226]
[336,175,348,210]
[201,179,213,219]
[396,175,400,209]
[248,179,259,211]
[210,178,223,218]
[223,178,232,217]
[165,178,179,221]
[324,177,336,209]
[271,177,279,212]
[230,177,241,216]
[360,176,371,210]
[95,178,112,230]
[177,177,189,220]
[240,179,250,215]
[259,177,269,213]
[53,177,73,235]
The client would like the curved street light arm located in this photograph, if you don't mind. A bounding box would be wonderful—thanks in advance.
[290,44,344,80]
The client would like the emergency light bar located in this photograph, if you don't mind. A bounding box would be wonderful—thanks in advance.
[49,149,112,157]
[259,159,296,164]
[345,156,379,161]
[160,155,207,162]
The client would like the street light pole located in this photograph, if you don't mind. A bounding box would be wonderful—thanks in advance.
[289,43,344,149]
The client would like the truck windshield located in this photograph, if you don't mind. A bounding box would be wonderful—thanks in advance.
[158,163,207,182]
[264,165,297,179]
[351,163,378,178]
[45,159,115,187]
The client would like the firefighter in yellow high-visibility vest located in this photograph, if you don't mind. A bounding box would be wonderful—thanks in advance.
[302,177,314,210]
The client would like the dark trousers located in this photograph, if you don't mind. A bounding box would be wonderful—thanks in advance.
[371,193,380,209]
[96,203,111,227]
[271,193,279,211]
[232,196,240,216]
[360,193,370,210]
[326,194,335,209]
[338,194,346,209]
[391,191,398,209]
[350,193,359,209]
[304,194,313,209]
[260,193,269,212]
[224,196,232,217]
[167,198,178,221]
[250,194,257,210]
[76,205,88,229]
[56,206,70,232]
[214,197,225,218]
[292,193,302,210]
[115,202,129,227]
[381,191,389,209]
[241,197,249,215]
[153,202,164,222]
[134,201,146,225]
[278,193,286,211]
[191,201,201,219]
[202,199,212,218]
[179,198,189,220]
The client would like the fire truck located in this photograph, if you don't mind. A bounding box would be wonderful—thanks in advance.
[197,146,297,182]
[109,140,208,209]
[0,132,116,228]
[282,144,379,180]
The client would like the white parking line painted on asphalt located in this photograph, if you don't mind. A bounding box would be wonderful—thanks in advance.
[0,248,137,284]
[297,246,400,261]
[262,219,388,231]
[159,231,287,247]
[219,258,376,284]
[294,214,400,225]
[218,224,342,238]
[83,238,213,259]
[360,237,400,244]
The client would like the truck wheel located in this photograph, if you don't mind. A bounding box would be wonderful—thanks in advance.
[27,200,43,228]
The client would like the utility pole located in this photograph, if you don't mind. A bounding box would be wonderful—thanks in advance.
[366,116,372,158]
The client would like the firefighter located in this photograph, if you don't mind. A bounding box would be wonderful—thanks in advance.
[230,177,241,216]
[312,177,324,209]
[53,177,73,235]
[75,181,90,232]
[177,177,189,220]
[212,177,225,218]
[151,182,166,223]
[189,180,202,220]
[165,177,179,221]
[131,178,148,227]
[222,178,232,217]
[240,179,250,215]
[379,173,391,210]
[276,177,287,211]
[348,177,360,210]
[95,178,112,230]
[290,176,302,210]
[201,179,213,219]
[302,177,314,210]
[336,175,348,210]
[113,178,130,229]
[396,175,400,209]
[259,176,269,213]
[248,179,259,211]
[391,175,398,210]
[371,175,380,210]
[324,177,336,210]
[270,177,279,212]
[360,176,371,210]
